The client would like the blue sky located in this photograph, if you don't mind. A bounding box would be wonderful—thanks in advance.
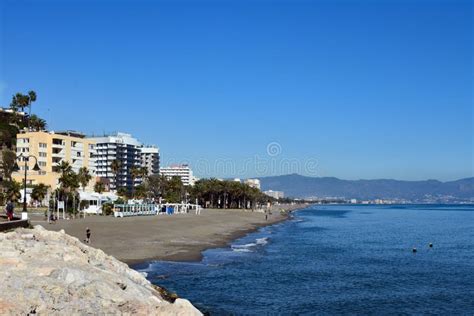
[0,0,472,181]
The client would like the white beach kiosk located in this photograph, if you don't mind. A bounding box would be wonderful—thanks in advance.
[79,191,118,215]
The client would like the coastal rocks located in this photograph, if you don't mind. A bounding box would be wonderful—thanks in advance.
[0,225,202,315]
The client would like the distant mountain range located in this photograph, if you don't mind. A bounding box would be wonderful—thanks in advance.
[258,174,474,201]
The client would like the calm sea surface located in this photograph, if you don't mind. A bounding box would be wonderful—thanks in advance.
[135,205,474,315]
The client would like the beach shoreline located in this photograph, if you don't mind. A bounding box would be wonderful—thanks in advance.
[127,212,291,266]
[31,204,305,266]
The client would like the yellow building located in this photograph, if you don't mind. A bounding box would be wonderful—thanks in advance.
[13,131,97,189]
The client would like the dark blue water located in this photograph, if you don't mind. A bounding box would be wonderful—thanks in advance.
[135,205,474,315]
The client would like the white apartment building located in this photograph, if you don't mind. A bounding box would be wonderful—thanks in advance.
[89,133,142,191]
[88,132,160,192]
[244,178,261,190]
[140,146,160,176]
[160,164,195,186]
[263,190,284,199]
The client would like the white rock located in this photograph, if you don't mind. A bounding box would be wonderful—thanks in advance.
[0,226,202,315]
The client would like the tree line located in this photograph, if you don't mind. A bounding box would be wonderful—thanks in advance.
[1,90,275,212]
[0,90,47,206]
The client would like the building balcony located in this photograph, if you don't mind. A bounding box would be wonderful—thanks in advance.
[51,152,65,158]
[52,141,65,147]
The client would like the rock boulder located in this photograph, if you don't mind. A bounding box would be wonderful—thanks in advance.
[0,225,202,315]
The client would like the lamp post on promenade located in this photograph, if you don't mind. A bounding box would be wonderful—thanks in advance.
[13,153,41,214]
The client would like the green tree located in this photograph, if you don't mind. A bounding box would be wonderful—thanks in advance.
[163,176,184,203]
[57,161,80,215]
[1,149,17,182]
[0,126,17,150]
[188,179,270,210]
[102,202,114,216]
[31,183,49,205]
[110,159,122,191]
[116,187,128,198]
[10,91,37,114]
[10,93,28,112]
[8,91,44,132]
[4,180,21,203]
[94,181,106,194]
[28,90,37,109]
[28,114,47,131]
[77,167,92,191]
[130,166,141,198]
[146,174,166,200]
[140,167,149,179]
[57,161,72,178]
[134,184,148,199]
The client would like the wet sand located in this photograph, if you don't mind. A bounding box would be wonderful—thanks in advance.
[30,205,304,265]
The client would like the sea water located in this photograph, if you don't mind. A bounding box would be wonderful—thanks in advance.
[135,205,474,315]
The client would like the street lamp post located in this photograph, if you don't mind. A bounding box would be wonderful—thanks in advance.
[13,153,41,214]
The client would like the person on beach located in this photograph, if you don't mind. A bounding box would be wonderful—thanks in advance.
[49,213,57,224]
[85,228,91,244]
[5,200,14,221]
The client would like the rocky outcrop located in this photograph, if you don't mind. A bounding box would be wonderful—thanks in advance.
[0,226,202,315]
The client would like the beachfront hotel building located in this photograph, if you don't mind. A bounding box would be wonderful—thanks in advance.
[263,190,284,199]
[140,146,160,176]
[160,164,196,186]
[88,132,142,191]
[12,130,96,189]
[88,132,160,191]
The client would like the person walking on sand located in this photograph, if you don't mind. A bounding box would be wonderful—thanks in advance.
[85,227,91,244]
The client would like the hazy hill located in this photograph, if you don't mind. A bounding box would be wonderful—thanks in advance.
[258,174,474,200]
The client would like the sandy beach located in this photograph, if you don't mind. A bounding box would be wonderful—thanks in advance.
[30,205,304,265]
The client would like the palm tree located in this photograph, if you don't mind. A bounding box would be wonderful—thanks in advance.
[56,161,80,216]
[31,183,50,206]
[10,93,27,112]
[164,176,183,203]
[5,180,21,203]
[94,181,105,194]
[77,167,92,191]
[77,167,92,212]
[146,174,166,200]
[134,184,148,199]
[139,167,149,186]
[57,161,72,184]
[110,159,122,192]
[130,166,141,198]
[28,114,47,131]
[9,91,36,114]
[117,187,128,198]
[26,91,37,130]
[28,90,37,106]
[188,178,270,210]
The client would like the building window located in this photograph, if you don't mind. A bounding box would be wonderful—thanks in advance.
[39,143,47,148]
[39,162,47,167]
[39,152,47,157]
